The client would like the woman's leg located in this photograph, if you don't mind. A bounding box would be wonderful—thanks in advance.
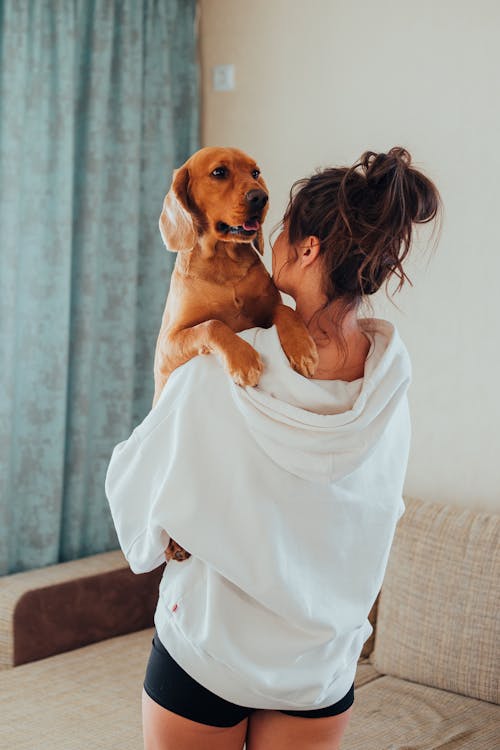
[245,706,353,750]
[142,689,248,750]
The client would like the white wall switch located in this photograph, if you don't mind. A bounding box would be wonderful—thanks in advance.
[212,64,235,91]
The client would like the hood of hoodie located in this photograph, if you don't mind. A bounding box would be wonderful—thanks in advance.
[230,319,411,484]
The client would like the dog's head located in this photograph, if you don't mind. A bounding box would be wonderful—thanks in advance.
[159,147,269,256]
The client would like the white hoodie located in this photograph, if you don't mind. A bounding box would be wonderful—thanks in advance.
[105,318,411,710]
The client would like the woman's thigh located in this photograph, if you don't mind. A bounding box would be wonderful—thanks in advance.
[245,706,353,750]
[142,689,248,750]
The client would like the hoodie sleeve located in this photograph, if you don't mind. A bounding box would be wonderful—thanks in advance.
[104,353,225,574]
[105,427,172,574]
[105,333,261,574]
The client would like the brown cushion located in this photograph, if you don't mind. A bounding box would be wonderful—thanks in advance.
[11,561,163,666]
[354,659,381,688]
[372,496,500,704]
[360,594,379,658]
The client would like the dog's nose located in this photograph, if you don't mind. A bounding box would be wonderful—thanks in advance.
[245,189,268,212]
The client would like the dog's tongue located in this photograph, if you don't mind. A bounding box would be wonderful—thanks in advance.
[243,219,260,231]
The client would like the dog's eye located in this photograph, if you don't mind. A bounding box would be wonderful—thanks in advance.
[252,169,260,179]
[211,167,227,178]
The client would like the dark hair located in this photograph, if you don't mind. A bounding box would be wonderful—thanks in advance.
[278,146,443,355]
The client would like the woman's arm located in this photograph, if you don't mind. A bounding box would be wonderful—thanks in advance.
[105,329,260,575]
[105,429,171,574]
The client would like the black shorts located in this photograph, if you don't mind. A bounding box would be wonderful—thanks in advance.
[143,631,355,727]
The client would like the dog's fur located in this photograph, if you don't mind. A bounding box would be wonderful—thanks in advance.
[153,147,319,562]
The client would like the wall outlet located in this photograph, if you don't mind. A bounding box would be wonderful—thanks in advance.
[212,65,235,91]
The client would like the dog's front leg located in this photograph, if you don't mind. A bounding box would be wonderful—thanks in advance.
[273,303,319,378]
[153,319,264,406]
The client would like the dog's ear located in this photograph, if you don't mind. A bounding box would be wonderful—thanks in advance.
[252,226,265,256]
[159,166,196,252]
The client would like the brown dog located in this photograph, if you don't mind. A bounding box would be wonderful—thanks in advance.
[153,147,319,562]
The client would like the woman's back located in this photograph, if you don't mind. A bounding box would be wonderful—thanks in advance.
[105,320,410,709]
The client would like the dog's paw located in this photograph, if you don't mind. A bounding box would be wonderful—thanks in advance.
[282,333,319,378]
[165,538,191,562]
[225,342,263,387]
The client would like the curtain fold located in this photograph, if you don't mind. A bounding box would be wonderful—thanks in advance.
[0,0,199,574]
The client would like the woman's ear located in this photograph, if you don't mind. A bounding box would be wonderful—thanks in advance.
[159,166,196,252]
[300,236,321,267]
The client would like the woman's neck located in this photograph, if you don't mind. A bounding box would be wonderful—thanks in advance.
[294,296,370,381]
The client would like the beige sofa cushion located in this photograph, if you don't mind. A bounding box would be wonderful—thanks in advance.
[342,674,500,750]
[372,497,499,704]
[1,629,153,750]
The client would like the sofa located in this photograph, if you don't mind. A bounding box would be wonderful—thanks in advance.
[1,496,498,749]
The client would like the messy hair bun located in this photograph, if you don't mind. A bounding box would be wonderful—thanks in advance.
[283,146,442,299]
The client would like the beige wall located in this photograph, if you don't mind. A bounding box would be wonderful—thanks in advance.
[199,0,500,513]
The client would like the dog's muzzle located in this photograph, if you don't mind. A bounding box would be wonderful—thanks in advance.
[216,218,261,236]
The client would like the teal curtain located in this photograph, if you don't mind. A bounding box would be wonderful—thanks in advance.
[0,0,199,575]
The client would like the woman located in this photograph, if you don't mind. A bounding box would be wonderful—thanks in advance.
[105,146,441,750]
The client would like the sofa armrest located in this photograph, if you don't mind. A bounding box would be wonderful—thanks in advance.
[0,550,164,669]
